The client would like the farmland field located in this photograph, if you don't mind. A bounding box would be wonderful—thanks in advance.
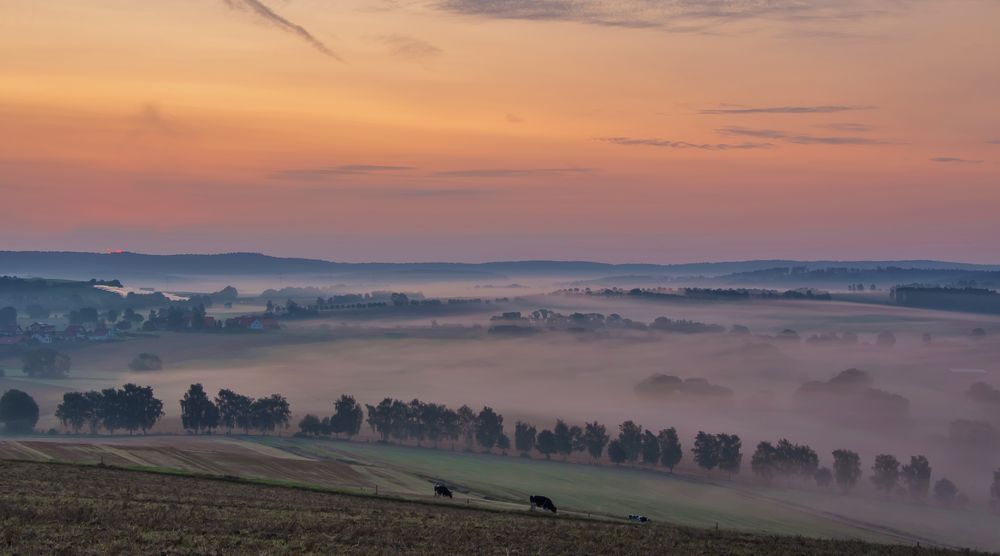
[2,435,995,550]
[0,459,981,555]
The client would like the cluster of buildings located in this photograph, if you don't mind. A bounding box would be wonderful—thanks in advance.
[224,315,280,331]
[0,322,116,345]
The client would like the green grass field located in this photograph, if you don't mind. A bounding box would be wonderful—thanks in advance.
[0,459,981,555]
[251,437,962,547]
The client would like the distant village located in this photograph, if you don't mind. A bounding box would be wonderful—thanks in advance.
[0,307,281,347]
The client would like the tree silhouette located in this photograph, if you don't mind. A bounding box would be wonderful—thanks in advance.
[365,398,394,441]
[129,353,162,372]
[536,429,556,459]
[871,454,900,496]
[933,478,958,506]
[474,406,503,451]
[752,441,778,483]
[216,389,253,434]
[582,421,609,461]
[514,421,537,456]
[456,405,477,449]
[607,439,627,465]
[497,432,510,454]
[298,414,323,435]
[119,383,163,435]
[180,383,219,434]
[406,399,429,445]
[900,455,932,501]
[814,467,833,489]
[55,391,94,434]
[440,407,460,449]
[618,420,643,464]
[832,449,862,492]
[21,348,71,378]
[990,468,1000,512]
[692,431,721,471]
[553,419,573,459]
[569,424,585,455]
[657,428,682,472]
[97,388,123,435]
[331,395,364,438]
[640,430,660,465]
[718,433,742,478]
[84,391,103,434]
[0,389,39,434]
[250,394,290,435]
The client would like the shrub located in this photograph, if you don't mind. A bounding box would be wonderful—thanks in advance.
[0,389,40,434]
[129,353,163,372]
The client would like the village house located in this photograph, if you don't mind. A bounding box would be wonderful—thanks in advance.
[225,316,280,331]
[89,326,115,341]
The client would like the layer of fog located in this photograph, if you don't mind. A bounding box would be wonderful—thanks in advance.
[5,278,1000,548]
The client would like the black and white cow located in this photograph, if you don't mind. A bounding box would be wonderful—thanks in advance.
[434,484,453,498]
[628,514,649,523]
[529,495,557,514]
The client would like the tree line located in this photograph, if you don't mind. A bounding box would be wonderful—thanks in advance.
[751,439,967,507]
[180,385,291,435]
[50,384,291,436]
[54,385,163,435]
[1,387,992,511]
[362,398,508,451]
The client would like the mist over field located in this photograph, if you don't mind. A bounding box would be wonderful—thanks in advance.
[5,268,998,510]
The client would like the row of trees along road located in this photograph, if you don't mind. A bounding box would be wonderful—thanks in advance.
[54,385,163,435]
[0,387,989,509]
[181,385,291,435]
[751,440,968,507]
[296,395,365,438]
[514,420,685,472]
[363,398,509,451]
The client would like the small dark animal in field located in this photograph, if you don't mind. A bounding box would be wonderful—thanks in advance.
[529,495,557,513]
[434,484,453,498]
[628,514,649,523]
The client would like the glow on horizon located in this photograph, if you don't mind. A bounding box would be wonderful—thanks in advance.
[1,0,998,263]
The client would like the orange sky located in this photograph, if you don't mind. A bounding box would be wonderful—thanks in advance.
[1,0,998,262]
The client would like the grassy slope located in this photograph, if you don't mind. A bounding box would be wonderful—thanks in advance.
[252,437,936,545]
[0,460,977,556]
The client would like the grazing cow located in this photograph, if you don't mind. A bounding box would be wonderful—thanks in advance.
[434,484,453,498]
[529,495,557,514]
[628,514,649,523]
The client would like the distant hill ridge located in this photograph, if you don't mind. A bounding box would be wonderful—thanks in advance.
[0,250,997,280]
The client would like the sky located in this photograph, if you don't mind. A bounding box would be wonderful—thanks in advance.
[1,0,998,263]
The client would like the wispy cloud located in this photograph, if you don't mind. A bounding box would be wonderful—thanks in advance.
[701,105,873,115]
[434,167,593,178]
[714,126,787,139]
[391,187,495,197]
[128,104,182,137]
[717,126,888,145]
[986,140,1000,145]
[815,122,873,132]
[223,0,342,61]
[379,34,443,61]
[599,137,772,150]
[271,165,413,180]
[930,157,983,164]
[785,135,886,145]
[435,0,894,31]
